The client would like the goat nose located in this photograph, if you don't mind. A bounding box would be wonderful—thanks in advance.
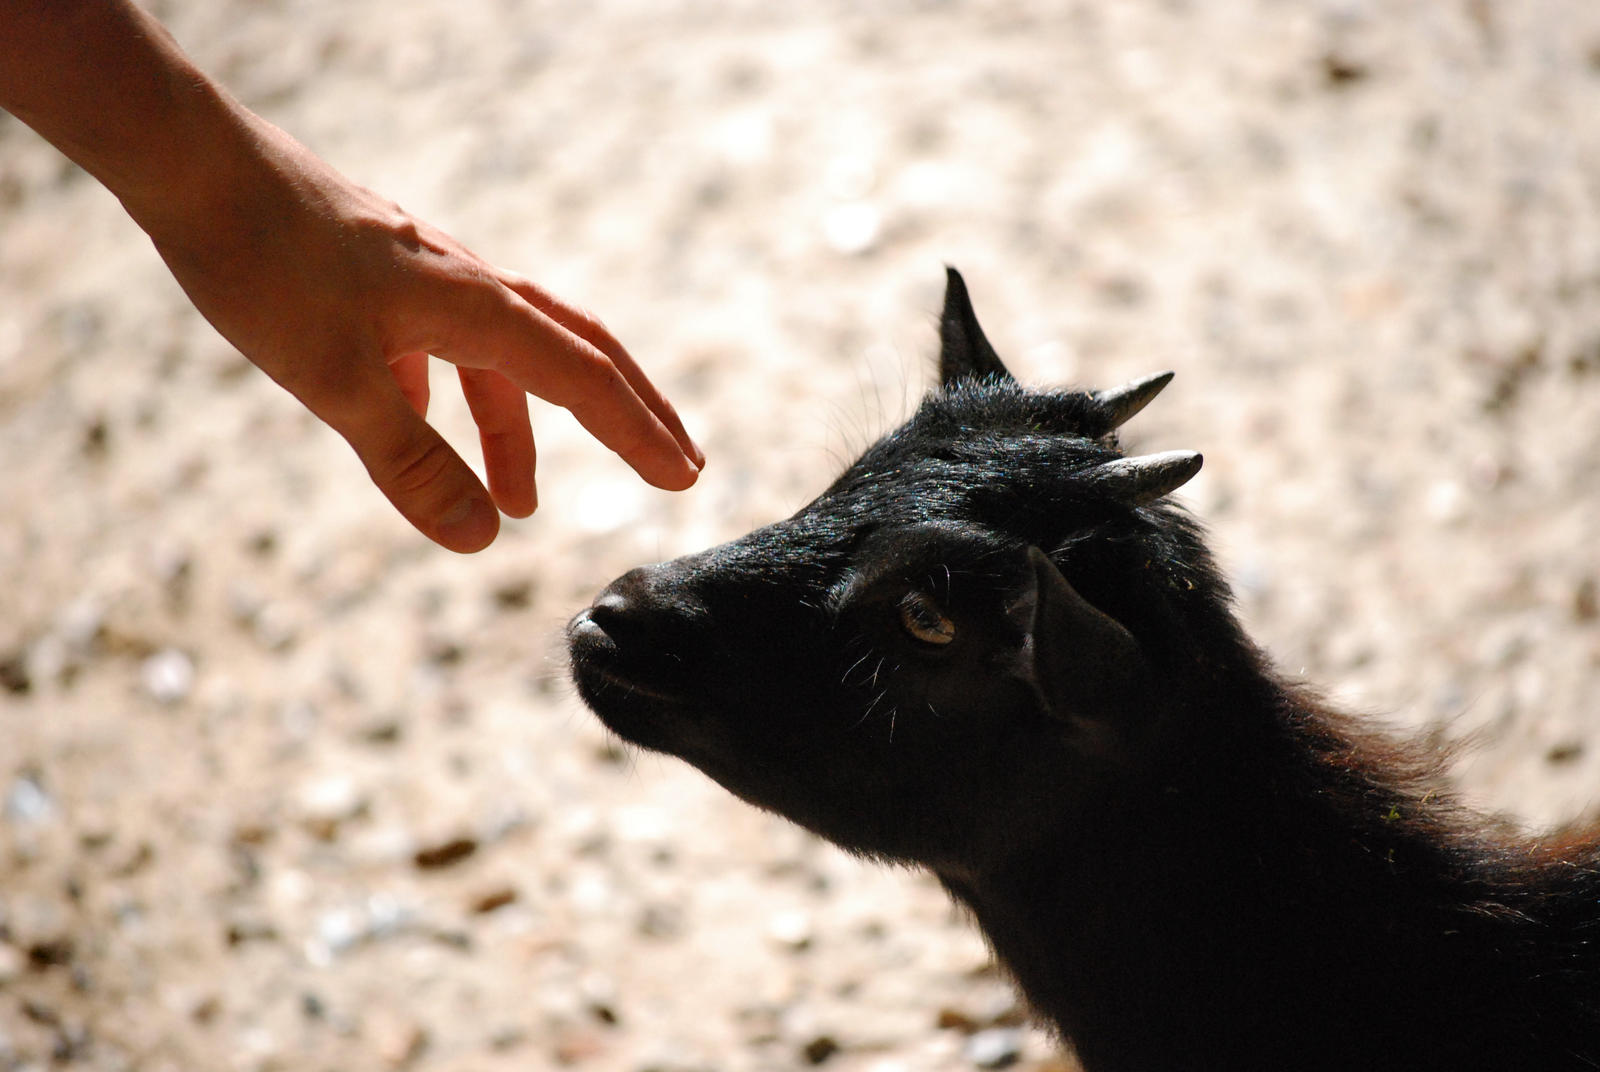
[593,565,661,615]
[590,587,631,617]
[586,563,692,633]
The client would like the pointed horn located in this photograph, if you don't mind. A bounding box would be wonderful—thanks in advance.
[938,267,1013,387]
[1090,371,1175,434]
[1094,450,1203,506]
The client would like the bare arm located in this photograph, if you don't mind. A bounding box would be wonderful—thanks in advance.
[0,0,703,552]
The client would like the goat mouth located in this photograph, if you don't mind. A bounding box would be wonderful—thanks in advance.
[566,609,688,706]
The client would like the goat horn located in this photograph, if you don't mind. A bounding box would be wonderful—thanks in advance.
[1094,450,1203,506]
[1091,371,1176,433]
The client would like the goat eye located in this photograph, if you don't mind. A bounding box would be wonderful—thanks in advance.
[898,592,956,646]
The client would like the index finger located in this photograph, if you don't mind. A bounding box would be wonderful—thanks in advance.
[500,274,705,470]
[435,281,701,491]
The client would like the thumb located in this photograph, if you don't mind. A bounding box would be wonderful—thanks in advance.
[326,379,501,553]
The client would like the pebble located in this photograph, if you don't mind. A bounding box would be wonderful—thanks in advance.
[294,775,368,838]
[1574,576,1598,622]
[1424,479,1467,525]
[766,908,815,951]
[413,835,478,870]
[490,578,534,611]
[4,771,54,825]
[636,902,685,939]
[469,885,519,914]
[823,202,881,255]
[140,648,195,705]
[0,648,30,695]
[368,1010,429,1068]
[0,942,24,983]
[149,542,192,598]
[307,895,418,963]
[554,1026,608,1063]
[56,596,105,650]
[964,1027,1024,1069]
[580,972,621,1025]
[937,985,1023,1033]
[801,1034,842,1065]
[252,602,300,651]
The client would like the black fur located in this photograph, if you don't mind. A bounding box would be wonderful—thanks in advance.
[568,270,1600,1071]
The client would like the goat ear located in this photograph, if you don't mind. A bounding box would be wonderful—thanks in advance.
[1011,548,1146,727]
[939,267,1014,387]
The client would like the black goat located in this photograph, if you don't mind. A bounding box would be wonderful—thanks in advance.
[567,270,1600,1071]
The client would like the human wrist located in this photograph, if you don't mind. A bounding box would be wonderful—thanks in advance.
[0,1,270,238]
[109,81,281,244]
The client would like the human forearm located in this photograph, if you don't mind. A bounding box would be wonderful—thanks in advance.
[0,0,251,225]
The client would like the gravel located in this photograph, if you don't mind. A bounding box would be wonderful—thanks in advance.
[3,2,1600,1070]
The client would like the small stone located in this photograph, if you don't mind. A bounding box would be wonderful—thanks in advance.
[358,717,404,746]
[823,202,881,255]
[369,1011,429,1069]
[109,840,154,877]
[57,596,105,650]
[489,1025,527,1051]
[936,1007,980,1033]
[553,1027,607,1064]
[1547,741,1584,765]
[580,972,621,1026]
[140,648,194,705]
[314,907,365,957]
[150,543,192,596]
[1574,576,1598,622]
[1424,480,1466,525]
[27,937,74,970]
[295,776,367,839]
[81,414,110,458]
[0,943,25,983]
[225,919,279,947]
[363,893,413,940]
[0,649,30,695]
[251,603,299,651]
[964,1027,1023,1069]
[279,698,320,742]
[766,909,814,951]
[426,640,465,668]
[491,579,534,611]
[801,1035,841,1065]
[247,529,278,558]
[5,771,54,825]
[637,902,684,939]
[189,993,222,1025]
[413,836,478,870]
[469,886,518,914]
[1322,51,1371,86]
[227,582,265,627]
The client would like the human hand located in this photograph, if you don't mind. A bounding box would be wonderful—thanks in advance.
[132,115,702,552]
[3,0,702,552]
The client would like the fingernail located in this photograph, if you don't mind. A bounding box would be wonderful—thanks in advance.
[438,495,498,550]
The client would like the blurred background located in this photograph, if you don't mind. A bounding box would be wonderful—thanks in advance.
[3,1,1600,1069]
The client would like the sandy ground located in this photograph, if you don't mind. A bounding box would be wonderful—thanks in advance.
[3,1,1600,1069]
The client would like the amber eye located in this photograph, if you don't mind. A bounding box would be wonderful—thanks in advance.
[898,592,956,646]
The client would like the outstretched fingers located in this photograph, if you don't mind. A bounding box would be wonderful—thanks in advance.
[503,276,705,470]
[465,274,702,487]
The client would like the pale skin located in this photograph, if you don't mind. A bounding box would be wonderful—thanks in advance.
[0,0,704,552]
